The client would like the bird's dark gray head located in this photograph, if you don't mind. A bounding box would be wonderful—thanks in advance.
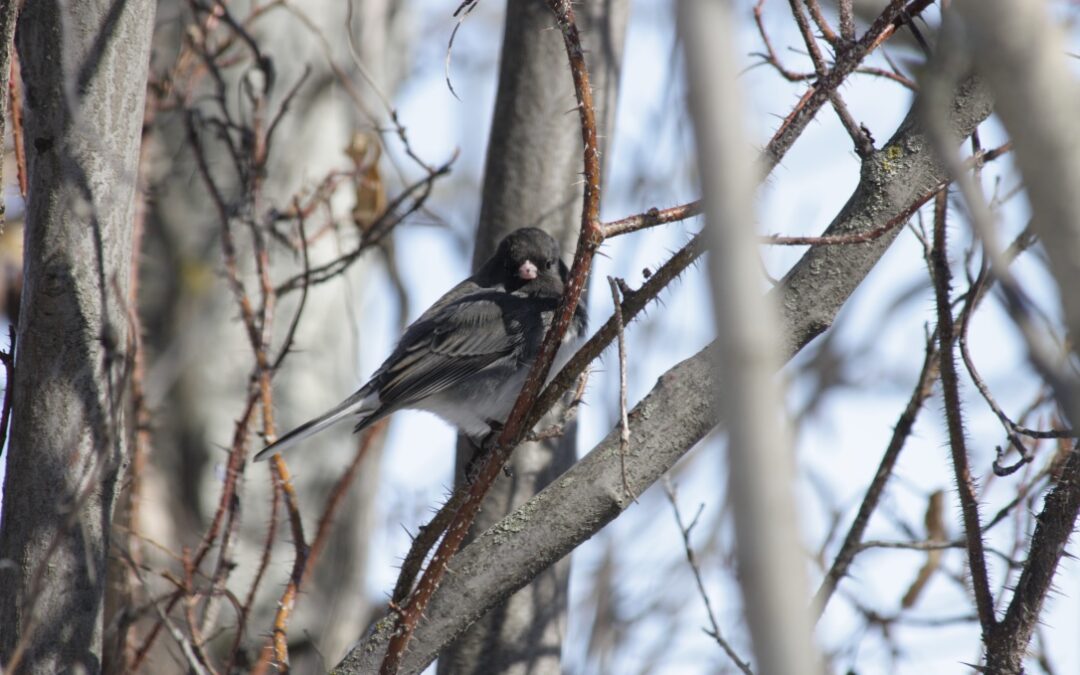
[478,227,566,291]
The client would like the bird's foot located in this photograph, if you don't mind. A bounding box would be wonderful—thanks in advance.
[464,446,485,485]
[463,426,514,484]
[483,419,504,445]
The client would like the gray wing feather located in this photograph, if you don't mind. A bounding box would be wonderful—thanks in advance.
[374,292,532,408]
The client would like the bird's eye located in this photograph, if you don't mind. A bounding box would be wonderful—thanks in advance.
[546,259,555,269]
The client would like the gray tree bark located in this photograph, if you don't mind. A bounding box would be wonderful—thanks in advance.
[336,67,994,675]
[0,1,155,673]
[438,2,627,674]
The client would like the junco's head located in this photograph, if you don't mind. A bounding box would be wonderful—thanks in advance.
[479,227,568,292]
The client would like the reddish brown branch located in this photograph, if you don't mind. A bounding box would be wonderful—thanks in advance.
[9,54,26,198]
[601,200,703,238]
[377,1,603,671]
[764,179,946,246]
[391,488,468,605]
[253,422,385,674]
[227,473,279,675]
[266,456,308,669]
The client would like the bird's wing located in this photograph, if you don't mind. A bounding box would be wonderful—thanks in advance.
[374,291,534,408]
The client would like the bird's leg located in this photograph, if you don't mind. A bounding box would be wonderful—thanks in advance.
[463,423,513,484]
[484,418,504,441]
[484,420,515,478]
[464,438,487,485]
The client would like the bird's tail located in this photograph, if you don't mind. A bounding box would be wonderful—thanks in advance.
[253,388,378,462]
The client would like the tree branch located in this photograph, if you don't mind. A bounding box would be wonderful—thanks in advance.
[334,71,994,675]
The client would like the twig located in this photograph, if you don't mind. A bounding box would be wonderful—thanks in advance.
[856,65,917,90]
[535,234,705,429]
[957,258,1073,476]
[839,0,855,42]
[752,0,810,83]
[601,200,702,238]
[812,330,938,618]
[856,539,959,553]
[525,370,589,442]
[601,143,1007,248]
[664,480,754,675]
[787,0,874,156]
[930,189,997,637]
[253,422,386,673]
[271,200,312,371]
[804,0,839,46]
[267,455,309,669]
[764,0,931,173]
[226,471,279,675]
[764,179,946,246]
[390,488,468,606]
[444,0,480,101]
[274,156,456,296]
[608,277,635,503]
[900,490,947,609]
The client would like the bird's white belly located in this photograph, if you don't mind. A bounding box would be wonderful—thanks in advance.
[413,329,584,442]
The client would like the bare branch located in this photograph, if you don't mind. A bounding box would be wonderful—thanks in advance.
[930,190,997,636]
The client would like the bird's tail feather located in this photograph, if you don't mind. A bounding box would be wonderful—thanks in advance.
[253,388,376,462]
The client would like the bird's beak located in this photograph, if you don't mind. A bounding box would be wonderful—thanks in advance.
[518,260,538,280]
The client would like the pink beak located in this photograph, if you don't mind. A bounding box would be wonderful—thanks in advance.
[518,260,538,280]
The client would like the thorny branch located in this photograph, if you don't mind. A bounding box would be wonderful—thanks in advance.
[813,331,939,618]
[763,0,933,172]
[378,2,604,670]
[930,190,997,637]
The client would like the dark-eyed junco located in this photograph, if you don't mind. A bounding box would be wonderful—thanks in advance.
[254,227,587,461]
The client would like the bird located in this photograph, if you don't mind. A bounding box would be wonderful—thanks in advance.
[254,227,587,462]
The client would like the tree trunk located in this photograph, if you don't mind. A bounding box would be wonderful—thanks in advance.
[438,1,627,674]
[0,1,155,673]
